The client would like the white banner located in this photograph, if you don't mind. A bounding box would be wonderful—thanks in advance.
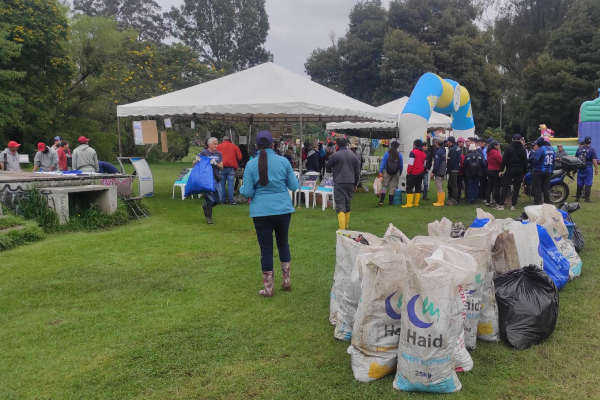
[239,135,248,145]
[133,121,143,145]
[131,157,154,197]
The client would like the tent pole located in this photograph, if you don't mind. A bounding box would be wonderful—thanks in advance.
[117,116,122,158]
[299,116,303,180]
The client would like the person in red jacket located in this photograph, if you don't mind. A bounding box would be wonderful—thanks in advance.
[217,136,242,204]
[402,139,427,208]
[57,140,72,171]
[485,140,503,206]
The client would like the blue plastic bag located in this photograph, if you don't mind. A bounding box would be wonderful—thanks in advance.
[469,218,490,228]
[185,156,215,197]
[536,225,570,290]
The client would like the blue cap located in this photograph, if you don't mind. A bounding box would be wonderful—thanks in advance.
[535,137,546,146]
[54,136,61,141]
[486,137,494,144]
[585,136,592,144]
[255,131,273,146]
[512,134,522,141]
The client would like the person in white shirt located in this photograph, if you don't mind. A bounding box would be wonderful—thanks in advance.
[32,143,58,172]
[0,141,23,172]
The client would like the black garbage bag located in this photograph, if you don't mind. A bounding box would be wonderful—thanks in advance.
[559,203,585,252]
[494,266,559,349]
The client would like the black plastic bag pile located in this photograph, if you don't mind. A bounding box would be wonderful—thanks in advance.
[494,266,560,349]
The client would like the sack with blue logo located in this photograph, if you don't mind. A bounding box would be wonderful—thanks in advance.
[349,251,407,382]
[394,245,477,394]
[184,156,215,197]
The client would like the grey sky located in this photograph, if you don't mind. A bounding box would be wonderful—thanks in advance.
[156,0,391,76]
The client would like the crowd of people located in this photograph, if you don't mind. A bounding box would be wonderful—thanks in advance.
[0,136,120,173]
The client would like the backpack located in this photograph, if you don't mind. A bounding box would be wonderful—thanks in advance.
[467,155,482,177]
[385,151,400,175]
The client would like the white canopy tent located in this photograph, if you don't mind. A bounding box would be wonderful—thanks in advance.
[325,97,452,131]
[116,62,397,161]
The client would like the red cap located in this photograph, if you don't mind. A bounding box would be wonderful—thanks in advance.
[37,143,46,152]
[8,141,20,148]
[78,136,89,143]
[457,137,465,143]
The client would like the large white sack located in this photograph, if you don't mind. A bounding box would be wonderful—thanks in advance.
[335,240,397,341]
[349,252,407,382]
[330,231,383,325]
[554,236,582,280]
[505,221,543,267]
[477,270,501,342]
[393,246,477,393]
[383,224,412,244]
[525,204,568,239]
[428,217,453,237]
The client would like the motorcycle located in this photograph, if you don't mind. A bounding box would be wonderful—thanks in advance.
[522,156,585,204]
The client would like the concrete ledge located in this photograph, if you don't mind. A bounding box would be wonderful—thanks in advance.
[40,185,118,224]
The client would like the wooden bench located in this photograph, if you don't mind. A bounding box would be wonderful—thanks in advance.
[40,185,118,224]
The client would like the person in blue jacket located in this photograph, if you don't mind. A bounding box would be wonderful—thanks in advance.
[531,137,555,205]
[240,131,299,297]
[431,139,447,206]
[445,137,461,205]
[377,139,403,206]
[575,136,599,203]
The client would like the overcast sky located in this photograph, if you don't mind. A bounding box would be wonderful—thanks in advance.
[156,0,392,76]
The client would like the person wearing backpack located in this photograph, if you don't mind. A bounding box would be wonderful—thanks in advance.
[464,143,486,204]
[378,139,403,206]
[575,136,598,202]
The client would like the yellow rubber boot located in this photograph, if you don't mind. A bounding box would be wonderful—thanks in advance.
[401,193,414,208]
[433,192,445,207]
[337,212,346,231]
[345,212,351,230]
[414,193,421,207]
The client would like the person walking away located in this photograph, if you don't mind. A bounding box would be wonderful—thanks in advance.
[464,144,485,204]
[318,143,326,177]
[217,136,242,205]
[305,141,320,172]
[199,137,223,224]
[575,136,598,202]
[57,141,72,171]
[240,131,299,297]
[326,138,360,230]
[531,137,555,205]
[234,144,250,191]
[432,139,447,206]
[72,136,99,172]
[51,136,61,151]
[350,144,365,170]
[555,144,568,169]
[402,139,427,208]
[32,143,58,172]
[445,137,460,205]
[496,134,528,211]
[0,141,22,171]
[485,140,503,206]
[377,139,403,206]
[422,142,433,200]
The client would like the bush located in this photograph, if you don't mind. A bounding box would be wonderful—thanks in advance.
[0,215,44,252]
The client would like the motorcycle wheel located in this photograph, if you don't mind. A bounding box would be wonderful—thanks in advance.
[550,182,569,204]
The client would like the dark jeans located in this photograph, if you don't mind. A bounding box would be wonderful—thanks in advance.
[448,171,459,201]
[486,170,502,204]
[533,171,552,205]
[500,168,524,207]
[253,213,292,272]
[479,167,488,199]
[466,176,480,202]
[457,174,465,200]
[334,183,355,213]
[406,173,424,194]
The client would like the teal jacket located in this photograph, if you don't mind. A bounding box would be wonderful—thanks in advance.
[240,149,299,218]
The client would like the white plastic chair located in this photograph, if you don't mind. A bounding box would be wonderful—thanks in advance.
[368,156,380,172]
[314,187,334,210]
[298,171,319,208]
[172,183,198,200]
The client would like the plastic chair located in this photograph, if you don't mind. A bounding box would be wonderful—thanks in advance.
[172,168,196,200]
[291,171,301,206]
[298,171,319,208]
[314,187,335,210]
[118,182,148,220]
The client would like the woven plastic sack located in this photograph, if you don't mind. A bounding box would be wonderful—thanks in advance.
[428,217,453,237]
[330,231,383,326]
[393,246,477,394]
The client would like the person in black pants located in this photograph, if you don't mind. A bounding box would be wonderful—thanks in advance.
[531,137,555,205]
[445,136,461,205]
[496,134,528,211]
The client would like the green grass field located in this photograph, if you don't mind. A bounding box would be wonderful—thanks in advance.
[2,161,599,399]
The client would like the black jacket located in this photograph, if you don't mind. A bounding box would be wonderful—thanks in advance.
[501,141,528,174]
[326,147,360,185]
[447,144,461,172]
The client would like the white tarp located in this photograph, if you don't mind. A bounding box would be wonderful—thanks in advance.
[326,97,452,130]
[117,62,397,122]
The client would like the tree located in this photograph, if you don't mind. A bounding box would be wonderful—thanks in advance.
[73,0,168,43]
[304,33,343,92]
[0,0,73,146]
[0,20,25,136]
[375,29,435,104]
[338,0,387,104]
[168,0,272,71]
